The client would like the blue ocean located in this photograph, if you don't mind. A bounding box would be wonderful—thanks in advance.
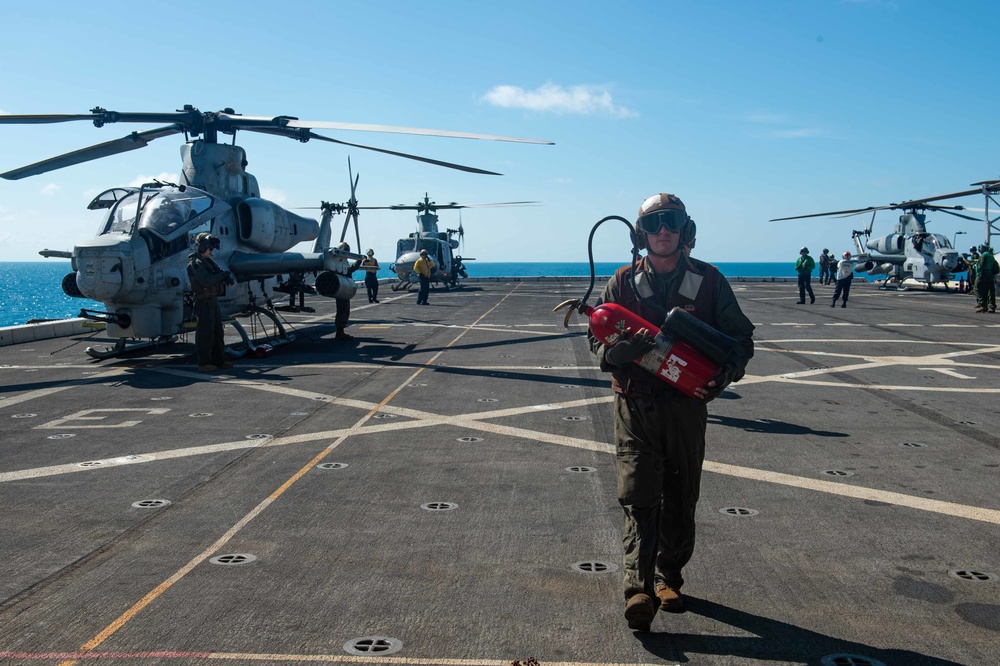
[0,261,796,328]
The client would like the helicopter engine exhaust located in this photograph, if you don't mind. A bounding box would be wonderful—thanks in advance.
[237,198,319,253]
[315,271,357,300]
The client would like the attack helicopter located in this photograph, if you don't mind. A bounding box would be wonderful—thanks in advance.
[0,105,551,357]
[771,199,978,290]
[354,194,536,291]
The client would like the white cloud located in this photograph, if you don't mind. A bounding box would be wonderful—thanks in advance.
[41,183,61,196]
[260,187,287,204]
[734,111,790,125]
[128,172,179,187]
[766,128,827,139]
[481,83,635,118]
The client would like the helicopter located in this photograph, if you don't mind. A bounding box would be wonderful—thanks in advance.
[770,200,979,290]
[0,105,551,357]
[353,194,536,291]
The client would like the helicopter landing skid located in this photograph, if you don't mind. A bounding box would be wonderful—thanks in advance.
[226,307,295,358]
[85,335,178,360]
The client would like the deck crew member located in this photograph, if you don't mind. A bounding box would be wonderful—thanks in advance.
[588,193,754,632]
[414,249,435,305]
[362,249,380,303]
[187,233,235,372]
[335,242,361,340]
[831,251,855,308]
[795,247,816,304]
[819,249,833,285]
[975,245,999,313]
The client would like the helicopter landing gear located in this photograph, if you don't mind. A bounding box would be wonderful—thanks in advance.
[391,280,413,292]
[226,306,295,358]
[85,335,178,360]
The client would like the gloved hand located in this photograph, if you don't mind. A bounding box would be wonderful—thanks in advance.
[695,361,739,402]
[605,329,657,366]
[224,272,236,286]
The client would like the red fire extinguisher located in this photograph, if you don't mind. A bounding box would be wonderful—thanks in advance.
[582,302,719,398]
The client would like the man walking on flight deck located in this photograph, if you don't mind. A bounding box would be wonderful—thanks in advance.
[589,193,754,632]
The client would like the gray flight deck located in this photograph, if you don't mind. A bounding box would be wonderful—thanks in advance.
[0,278,997,666]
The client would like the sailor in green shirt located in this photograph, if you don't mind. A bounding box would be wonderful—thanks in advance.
[795,247,816,304]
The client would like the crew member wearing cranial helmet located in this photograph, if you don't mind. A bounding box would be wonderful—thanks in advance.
[361,248,381,304]
[187,233,234,372]
[831,251,855,308]
[333,242,362,339]
[794,246,816,304]
[587,192,755,632]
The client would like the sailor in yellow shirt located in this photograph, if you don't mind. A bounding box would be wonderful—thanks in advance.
[413,249,435,305]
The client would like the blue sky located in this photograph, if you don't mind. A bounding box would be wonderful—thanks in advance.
[1,0,998,263]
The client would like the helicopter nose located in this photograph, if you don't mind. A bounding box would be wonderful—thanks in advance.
[74,238,132,300]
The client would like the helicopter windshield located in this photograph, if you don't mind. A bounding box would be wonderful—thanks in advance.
[99,189,215,239]
[139,190,215,239]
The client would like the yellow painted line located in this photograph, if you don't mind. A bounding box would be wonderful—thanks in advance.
[59,284,526,665]
[704,461,1000,525]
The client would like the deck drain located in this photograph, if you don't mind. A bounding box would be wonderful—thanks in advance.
[899,442,926,448]
[189,413,213,418]
[81,371,99,375]
[132,499,171,509]
[954,420,976,425]
[372,413,397,419]
[949,570,997,582]
[720,507,759,516]
[149,396,173,401]
[312,396,330,401]
[12,413,37,419]
[562,416,587,421]
[566,466,596,473]
[116,454,149,463]
[209,553,257,566]
[353,371,371,375]
[478,398,499,403]
[559,385,578,389]
[820,656,886,666]
[421,502,458,511]
[409,383,427,387]
[343,636,402,656]
[78,461,104,467]
[822,469,855,477]
[291,412,309,416]
[571,561,617,574]
[457,436,483,442]
[245,434,272,440]
[316,462,348,470]
[499,354,514,358]
[540,365,553,369]
[46,433,75,440]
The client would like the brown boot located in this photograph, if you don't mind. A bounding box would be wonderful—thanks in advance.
[655,584,684,612]
[624,593,656,632]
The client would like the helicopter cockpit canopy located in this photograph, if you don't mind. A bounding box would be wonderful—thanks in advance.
[99,187,219,240]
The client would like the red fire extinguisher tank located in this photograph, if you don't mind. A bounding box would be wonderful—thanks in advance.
[585,302,719,398]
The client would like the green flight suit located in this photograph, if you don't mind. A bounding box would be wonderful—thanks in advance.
[589,255,754,601]
[976,251,999,310]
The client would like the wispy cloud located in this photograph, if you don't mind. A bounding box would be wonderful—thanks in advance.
[260,187,286,204]
[736,109,828,140]
[481,83,636,118]
[128,172,179,187]
[766,128,827,139]
[41,183,61,196]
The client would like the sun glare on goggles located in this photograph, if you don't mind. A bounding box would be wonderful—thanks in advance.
[637,210,687,234]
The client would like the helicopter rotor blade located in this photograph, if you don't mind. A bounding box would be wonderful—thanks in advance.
[245,126,503,176]
[0,124,185,180]
[0,113,102,125]
[285,119,553,145]
[932,208,982,222]
[770,205,891,222]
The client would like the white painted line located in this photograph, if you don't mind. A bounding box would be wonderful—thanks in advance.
[704,461,1000,525]
[920,368,976,380]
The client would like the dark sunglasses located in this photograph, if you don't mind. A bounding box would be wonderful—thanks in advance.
[638,210,687,234]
